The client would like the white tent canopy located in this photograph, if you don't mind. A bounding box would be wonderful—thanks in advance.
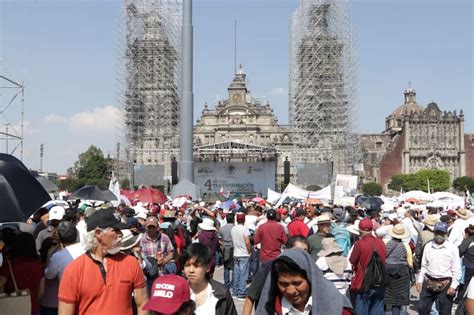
[398,190,434,203]
[274,184,332,207]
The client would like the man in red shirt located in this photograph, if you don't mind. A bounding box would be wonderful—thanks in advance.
[349,217,387,315]
[58,209,148,315]
[254,209,288,265]
[287,208,310,237]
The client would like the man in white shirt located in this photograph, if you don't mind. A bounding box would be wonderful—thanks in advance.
[416,222,462,315]
[448,208,471,246]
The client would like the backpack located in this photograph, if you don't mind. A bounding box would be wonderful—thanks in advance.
[332,224,351,257]
[362,245,389,291]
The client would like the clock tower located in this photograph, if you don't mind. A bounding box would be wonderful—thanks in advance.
[228,64,247,105]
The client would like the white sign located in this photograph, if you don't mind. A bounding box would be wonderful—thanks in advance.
[334,174,358,206]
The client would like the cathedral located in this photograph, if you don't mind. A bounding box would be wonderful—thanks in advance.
[193,66,294,194]
[360,86,474,190]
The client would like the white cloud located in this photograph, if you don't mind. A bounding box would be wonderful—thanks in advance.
[41,113,67,125]
[270,87,287,96]
[69,106,122,132]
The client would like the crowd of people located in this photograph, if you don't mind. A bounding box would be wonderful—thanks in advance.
[1,195,474,315]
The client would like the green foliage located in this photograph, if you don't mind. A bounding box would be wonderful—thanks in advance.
[121,178,130,190]
[306,184,322,191]
[453,176,474,192]
[361,182,382,196]
[388,169,450,192]
[60,145,112,192]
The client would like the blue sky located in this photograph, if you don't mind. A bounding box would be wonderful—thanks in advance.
[0,0,472,174]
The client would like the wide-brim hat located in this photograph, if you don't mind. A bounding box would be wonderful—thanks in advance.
[423,215,438,230]
[347,219,360,235]
[317,214,332,225]
[456,208,470,220]
[198,218,216,231]
[318,237,343,257]
[388,223,410,240]
[119,229,142,250]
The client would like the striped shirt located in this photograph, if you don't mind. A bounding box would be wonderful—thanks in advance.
[316,257,352,294]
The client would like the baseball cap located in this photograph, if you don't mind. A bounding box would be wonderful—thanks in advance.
[236,212,245,223]
[146,216,159,227]
[267,209,277,220]
[277,208,288,215]
[143,275,191,313]
[433,222,448,234]
[49,206,65,221]
[359,217,373,231]
[86,209,130,232]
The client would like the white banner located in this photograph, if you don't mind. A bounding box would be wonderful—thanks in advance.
[275,184,332,207]
[334,174,358,206]
[267,188,282,204]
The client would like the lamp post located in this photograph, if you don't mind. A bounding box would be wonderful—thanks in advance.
[130,142,135,190]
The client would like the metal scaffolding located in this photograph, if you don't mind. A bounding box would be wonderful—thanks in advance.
[289,0,358,177]
[0,59,24,160]
[117,0,182,181]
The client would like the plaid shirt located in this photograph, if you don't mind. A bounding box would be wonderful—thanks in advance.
[140,232,174,258]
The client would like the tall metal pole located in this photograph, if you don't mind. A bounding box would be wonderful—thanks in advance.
[5,123,9,154]
[40,144,44,172]
[179,0,194,182]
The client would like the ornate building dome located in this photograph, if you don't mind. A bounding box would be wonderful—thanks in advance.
[385,84,424,133]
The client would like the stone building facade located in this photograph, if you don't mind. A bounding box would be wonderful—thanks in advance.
[361,86,474,190]
[193,66,294,191]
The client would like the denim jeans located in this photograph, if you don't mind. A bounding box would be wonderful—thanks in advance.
[164,261,177,274]
[249,247,259,280]
[232,256,249,297]
[355,287,385,315]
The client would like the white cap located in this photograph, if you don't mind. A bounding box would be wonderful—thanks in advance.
[49,206,65,221]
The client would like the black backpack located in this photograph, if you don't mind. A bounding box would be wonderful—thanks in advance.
[362,246,389,291]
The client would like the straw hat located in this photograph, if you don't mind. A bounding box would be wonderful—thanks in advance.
[318,238,343,257]
[119,229,142,251]
[388,223,410,240]
[347,219,360,235]
[198,218,217,231]
[423,215,438,230]
[456,208,470,220]
[317,214,332,225]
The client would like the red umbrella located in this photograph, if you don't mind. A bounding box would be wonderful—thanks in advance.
[130,188,167,204]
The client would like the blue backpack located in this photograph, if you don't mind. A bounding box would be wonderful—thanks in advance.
[332,223,351,256]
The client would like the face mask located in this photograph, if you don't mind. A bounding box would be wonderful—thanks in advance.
[434,235,445,244]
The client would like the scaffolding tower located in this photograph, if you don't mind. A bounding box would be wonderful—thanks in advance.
[289,0,358,178]
[0,59,25,160]
[117,0,182,183]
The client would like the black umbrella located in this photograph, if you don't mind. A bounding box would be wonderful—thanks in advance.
[355,194,369,206]
[69,185,118,202]
[0,154,51,222]
[360,196,384,211]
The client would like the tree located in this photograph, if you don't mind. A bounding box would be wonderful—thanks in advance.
[388,169,450,192]
[61,145,112,191]
[306,184,322,191]
[453,176,474,193]
[362,182,382,196]
[416,169,450,192]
